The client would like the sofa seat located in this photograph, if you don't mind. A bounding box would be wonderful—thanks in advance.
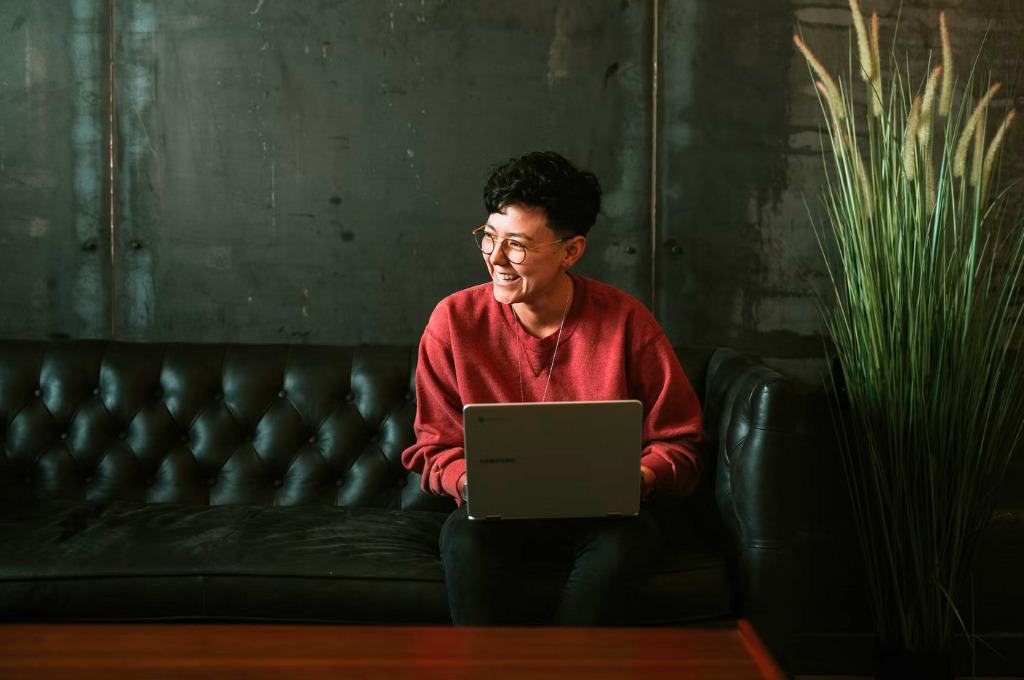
[0,500,450,623]
[0,499,732,625]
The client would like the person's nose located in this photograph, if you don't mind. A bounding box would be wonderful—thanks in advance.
[488,239,510,266]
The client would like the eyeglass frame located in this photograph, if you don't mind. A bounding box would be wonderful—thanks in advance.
[472,225,569,265]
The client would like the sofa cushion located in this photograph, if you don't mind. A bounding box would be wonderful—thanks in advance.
[0,500,732,625]
[202,504,451,623]
[632,541,732,625]
[0,501,450,622]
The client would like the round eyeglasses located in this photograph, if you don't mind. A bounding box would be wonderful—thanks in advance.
[472,226,567,265]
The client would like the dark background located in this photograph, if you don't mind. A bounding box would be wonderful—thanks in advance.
[2,0,1023,384]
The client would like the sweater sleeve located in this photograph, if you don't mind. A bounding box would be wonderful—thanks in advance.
[630,330,705,497]
[401,304,468,505]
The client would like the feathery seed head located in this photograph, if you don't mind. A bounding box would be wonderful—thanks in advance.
[795,35,847,121]
[849,0,874,82]
[920,66,943,120]
[904,97,922,181]
[981,109,1016,202]
[971,120,985,187]
[917,66,943,148]
[939,12,954,117]
[954,82,1001,178]
[816,81,839,126]
[870,13,883,117]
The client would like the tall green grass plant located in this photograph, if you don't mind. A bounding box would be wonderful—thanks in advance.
[796,2,1024,659]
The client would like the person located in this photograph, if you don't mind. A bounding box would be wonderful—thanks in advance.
[401,151,705,625]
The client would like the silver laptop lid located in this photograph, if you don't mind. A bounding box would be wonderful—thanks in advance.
[463,400,642,520]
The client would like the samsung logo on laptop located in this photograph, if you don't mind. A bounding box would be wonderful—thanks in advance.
[478,457,516,464]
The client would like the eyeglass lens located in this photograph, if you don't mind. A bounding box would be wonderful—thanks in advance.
[475,231,526,264]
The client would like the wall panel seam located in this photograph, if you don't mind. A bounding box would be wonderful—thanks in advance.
[108,0,117,339]
[650,0,659,318]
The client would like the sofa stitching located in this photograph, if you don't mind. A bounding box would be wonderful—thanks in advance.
[220,400,247,443]
[122,387,155,437]
[251,393,283,433]
[283,393,314,437]
[29,380,74,482]
[183,401,211,440]
[276,397,344,488]
[311,400,340,436]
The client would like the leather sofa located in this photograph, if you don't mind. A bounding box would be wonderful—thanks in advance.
[0,341,806,663]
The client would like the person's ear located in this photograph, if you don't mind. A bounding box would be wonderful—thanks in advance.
[562,236,586,269]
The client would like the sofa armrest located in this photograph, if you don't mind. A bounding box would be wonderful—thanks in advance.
[705,348,801,549]
[702,347,809,672]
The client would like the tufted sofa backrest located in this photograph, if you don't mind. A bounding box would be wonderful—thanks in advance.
[0,341,454,512]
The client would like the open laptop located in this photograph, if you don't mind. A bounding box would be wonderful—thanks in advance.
[462,400,643,520]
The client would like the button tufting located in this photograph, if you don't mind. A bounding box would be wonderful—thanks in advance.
[244,434,253,443]
[85,476,94,484]
[34,389,42,397]
[93,387,100,396]
[154,389,163,398]
[147,477,155,486]
[207,477,217,486]
[180,434,189,444]
[370,435,380,445]
[308,435,318,444]
[278,390,287,398]
[397,478,407,488]
[118,431,128,440]
[345,392,354,402]
[335,478,344,487]
[405,392,414,401]
[60,432,68,441]
[214,392,224,400]
[272,479,283,488]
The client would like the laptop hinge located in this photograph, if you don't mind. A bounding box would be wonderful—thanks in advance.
[606,512,623,517]
[485,515,502,520]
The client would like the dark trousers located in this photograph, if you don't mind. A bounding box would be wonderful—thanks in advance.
[439,505,661,625]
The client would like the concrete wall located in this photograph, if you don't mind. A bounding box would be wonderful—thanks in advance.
[2,0,1023,380]
[0,1,111,339]
[109,0,653,344]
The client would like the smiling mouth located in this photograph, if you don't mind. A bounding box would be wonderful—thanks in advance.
[496,273,521,282]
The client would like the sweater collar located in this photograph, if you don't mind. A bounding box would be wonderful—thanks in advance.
[498,272,585,377]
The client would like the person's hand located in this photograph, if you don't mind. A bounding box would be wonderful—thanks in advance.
[457,472,468,502]
[640,466,655,499]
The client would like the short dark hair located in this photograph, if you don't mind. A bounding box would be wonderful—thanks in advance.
[483,151,602,238]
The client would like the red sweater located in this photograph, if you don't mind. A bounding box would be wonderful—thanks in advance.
[401,273,705,505]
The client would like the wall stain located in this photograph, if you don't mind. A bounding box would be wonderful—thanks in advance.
[118,0,159,338]
[659,0,795,353]
[604,61,619,86]
[547,5,571,86]
[70,0,107,337]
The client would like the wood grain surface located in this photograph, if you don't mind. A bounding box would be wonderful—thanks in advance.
[0,622,784,680]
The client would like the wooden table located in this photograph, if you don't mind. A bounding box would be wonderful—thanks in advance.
[0,620,784,679]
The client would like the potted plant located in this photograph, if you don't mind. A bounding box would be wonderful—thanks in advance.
[794,2,1024,677]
